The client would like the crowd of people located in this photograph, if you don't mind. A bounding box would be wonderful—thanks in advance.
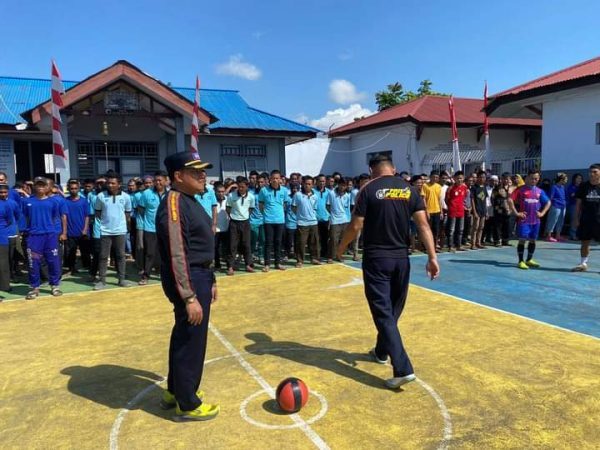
[0,162,598,300]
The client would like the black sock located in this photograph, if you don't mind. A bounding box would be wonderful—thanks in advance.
[517,243,525,262]
[527,242,536,261]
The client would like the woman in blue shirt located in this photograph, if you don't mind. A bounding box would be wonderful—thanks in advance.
[545,173,567,242]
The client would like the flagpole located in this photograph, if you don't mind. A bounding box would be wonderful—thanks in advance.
[448,95,461,173]
[50,59,67,182]
[191,76,200,153]
[483,81,491,173]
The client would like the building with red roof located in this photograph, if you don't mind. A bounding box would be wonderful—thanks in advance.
[487,56,600,173]
[288,95,541,176]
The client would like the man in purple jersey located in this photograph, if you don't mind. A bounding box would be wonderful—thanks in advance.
[508,169,551,270]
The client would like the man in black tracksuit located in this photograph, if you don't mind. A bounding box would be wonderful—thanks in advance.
[156,151,220,422]
[337,154,439,389]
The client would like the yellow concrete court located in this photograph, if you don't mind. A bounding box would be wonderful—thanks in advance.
[0,264,598,449]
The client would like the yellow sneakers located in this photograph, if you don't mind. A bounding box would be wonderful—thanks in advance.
[517,261,529,270]
[175,402,220,422]
[526,259,540,268]
[160,389,204,410]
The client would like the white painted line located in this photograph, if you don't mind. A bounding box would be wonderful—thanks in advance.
[239,388,328,430]
[109,376,166,450]
[414,284,600,342]
[416,378,452,450]
[342,263,599,341]
[209,324,330,450]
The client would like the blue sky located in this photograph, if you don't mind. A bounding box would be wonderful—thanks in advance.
[1,0,599,130]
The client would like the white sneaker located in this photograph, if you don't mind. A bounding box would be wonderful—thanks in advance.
[385,374,416,389]
[571,263,588,272]
[369,348,388,364]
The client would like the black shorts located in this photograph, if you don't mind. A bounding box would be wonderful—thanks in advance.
[577,221,600,242]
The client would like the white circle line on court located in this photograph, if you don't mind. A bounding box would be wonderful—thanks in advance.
[208,324,331,450]
[109,348,451,450]
[239,388,329,430]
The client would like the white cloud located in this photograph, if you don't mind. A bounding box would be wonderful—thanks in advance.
[252,31,266,40]
[308,104,374,130]
[216,54,262,81]
[329,79,366,105]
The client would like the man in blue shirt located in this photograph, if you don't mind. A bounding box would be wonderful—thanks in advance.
[64,180,90,275]
[326,177,351,262]
[0,183,20,294]
[250,174,267,264]
[293,175,321,267]
[94,174,133,290]
[133,177,150,274]
[137,171,168,285]
[87,177,105,282]
[258,170,288,271]
[284,183,299,261]
[195,171,218,233]
[314,174,331,260]
[22,177,65,299]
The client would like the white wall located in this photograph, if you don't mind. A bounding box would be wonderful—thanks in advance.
[285,136,330,175]
[541,85,600,171]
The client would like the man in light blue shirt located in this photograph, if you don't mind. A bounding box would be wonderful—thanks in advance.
[250,175,267,264]
[94,174,132,290]
[293,175,321,266]
[226,178,255,274]
[258,170,288,271]
[314,174,330,260]
[195,170,218,232]
[326,178,351,262]
[137,171,168,284]
[284,183,299,262]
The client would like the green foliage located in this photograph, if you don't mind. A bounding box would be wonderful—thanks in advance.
[375,79,448,111]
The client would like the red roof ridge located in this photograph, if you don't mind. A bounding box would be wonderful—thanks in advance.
[492,55,600,97]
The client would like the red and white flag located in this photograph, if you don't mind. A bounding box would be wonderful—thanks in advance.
[190,76,200,153]
[483,81,491,172]
[51,60,67,169]
[448,95,462,172]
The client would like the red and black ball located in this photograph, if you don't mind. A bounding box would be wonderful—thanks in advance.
[275,377,309,413]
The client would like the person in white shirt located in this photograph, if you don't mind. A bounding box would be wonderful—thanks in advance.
[213,182,230,271]
[226,178,255,275]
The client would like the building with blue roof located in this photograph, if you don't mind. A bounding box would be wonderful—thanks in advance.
[0,60,318,184]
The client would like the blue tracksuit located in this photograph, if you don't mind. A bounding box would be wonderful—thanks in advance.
[22,196,62,288]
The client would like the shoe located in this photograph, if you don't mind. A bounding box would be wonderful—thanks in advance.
[385,374,416,389]
[311,259,322,265]
[369,348,388,364]
[546,237,557,243]
[326,259,333,264]
[227,267,234,276]
[51,286,63,297]
[93,281,107,290]
[571,263,588,272]
[138,277,148,286]
[118,280,134,288]
[275,264,286,271]
[526,259,540,268]
[262,266,270,273]
[174,402,220,422]
[25,289,39,300]
[517,261,529,270]
[295,262,303,268]
[160,389,204,410]
[245,266,255,273]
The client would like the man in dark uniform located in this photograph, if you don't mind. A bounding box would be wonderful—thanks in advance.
[156,151,219,421]
[337,154,439,389]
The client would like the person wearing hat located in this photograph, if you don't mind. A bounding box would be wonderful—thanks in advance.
[22,177,65,299]
[156,151,220,421]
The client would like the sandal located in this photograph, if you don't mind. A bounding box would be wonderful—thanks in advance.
[26,290,39,300]
[51,287,63,297]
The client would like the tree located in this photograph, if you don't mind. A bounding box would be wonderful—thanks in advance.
[375,79,447,111]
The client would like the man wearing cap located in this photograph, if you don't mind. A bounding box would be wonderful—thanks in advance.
[157,151,220,422]
[336,154,439,390]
